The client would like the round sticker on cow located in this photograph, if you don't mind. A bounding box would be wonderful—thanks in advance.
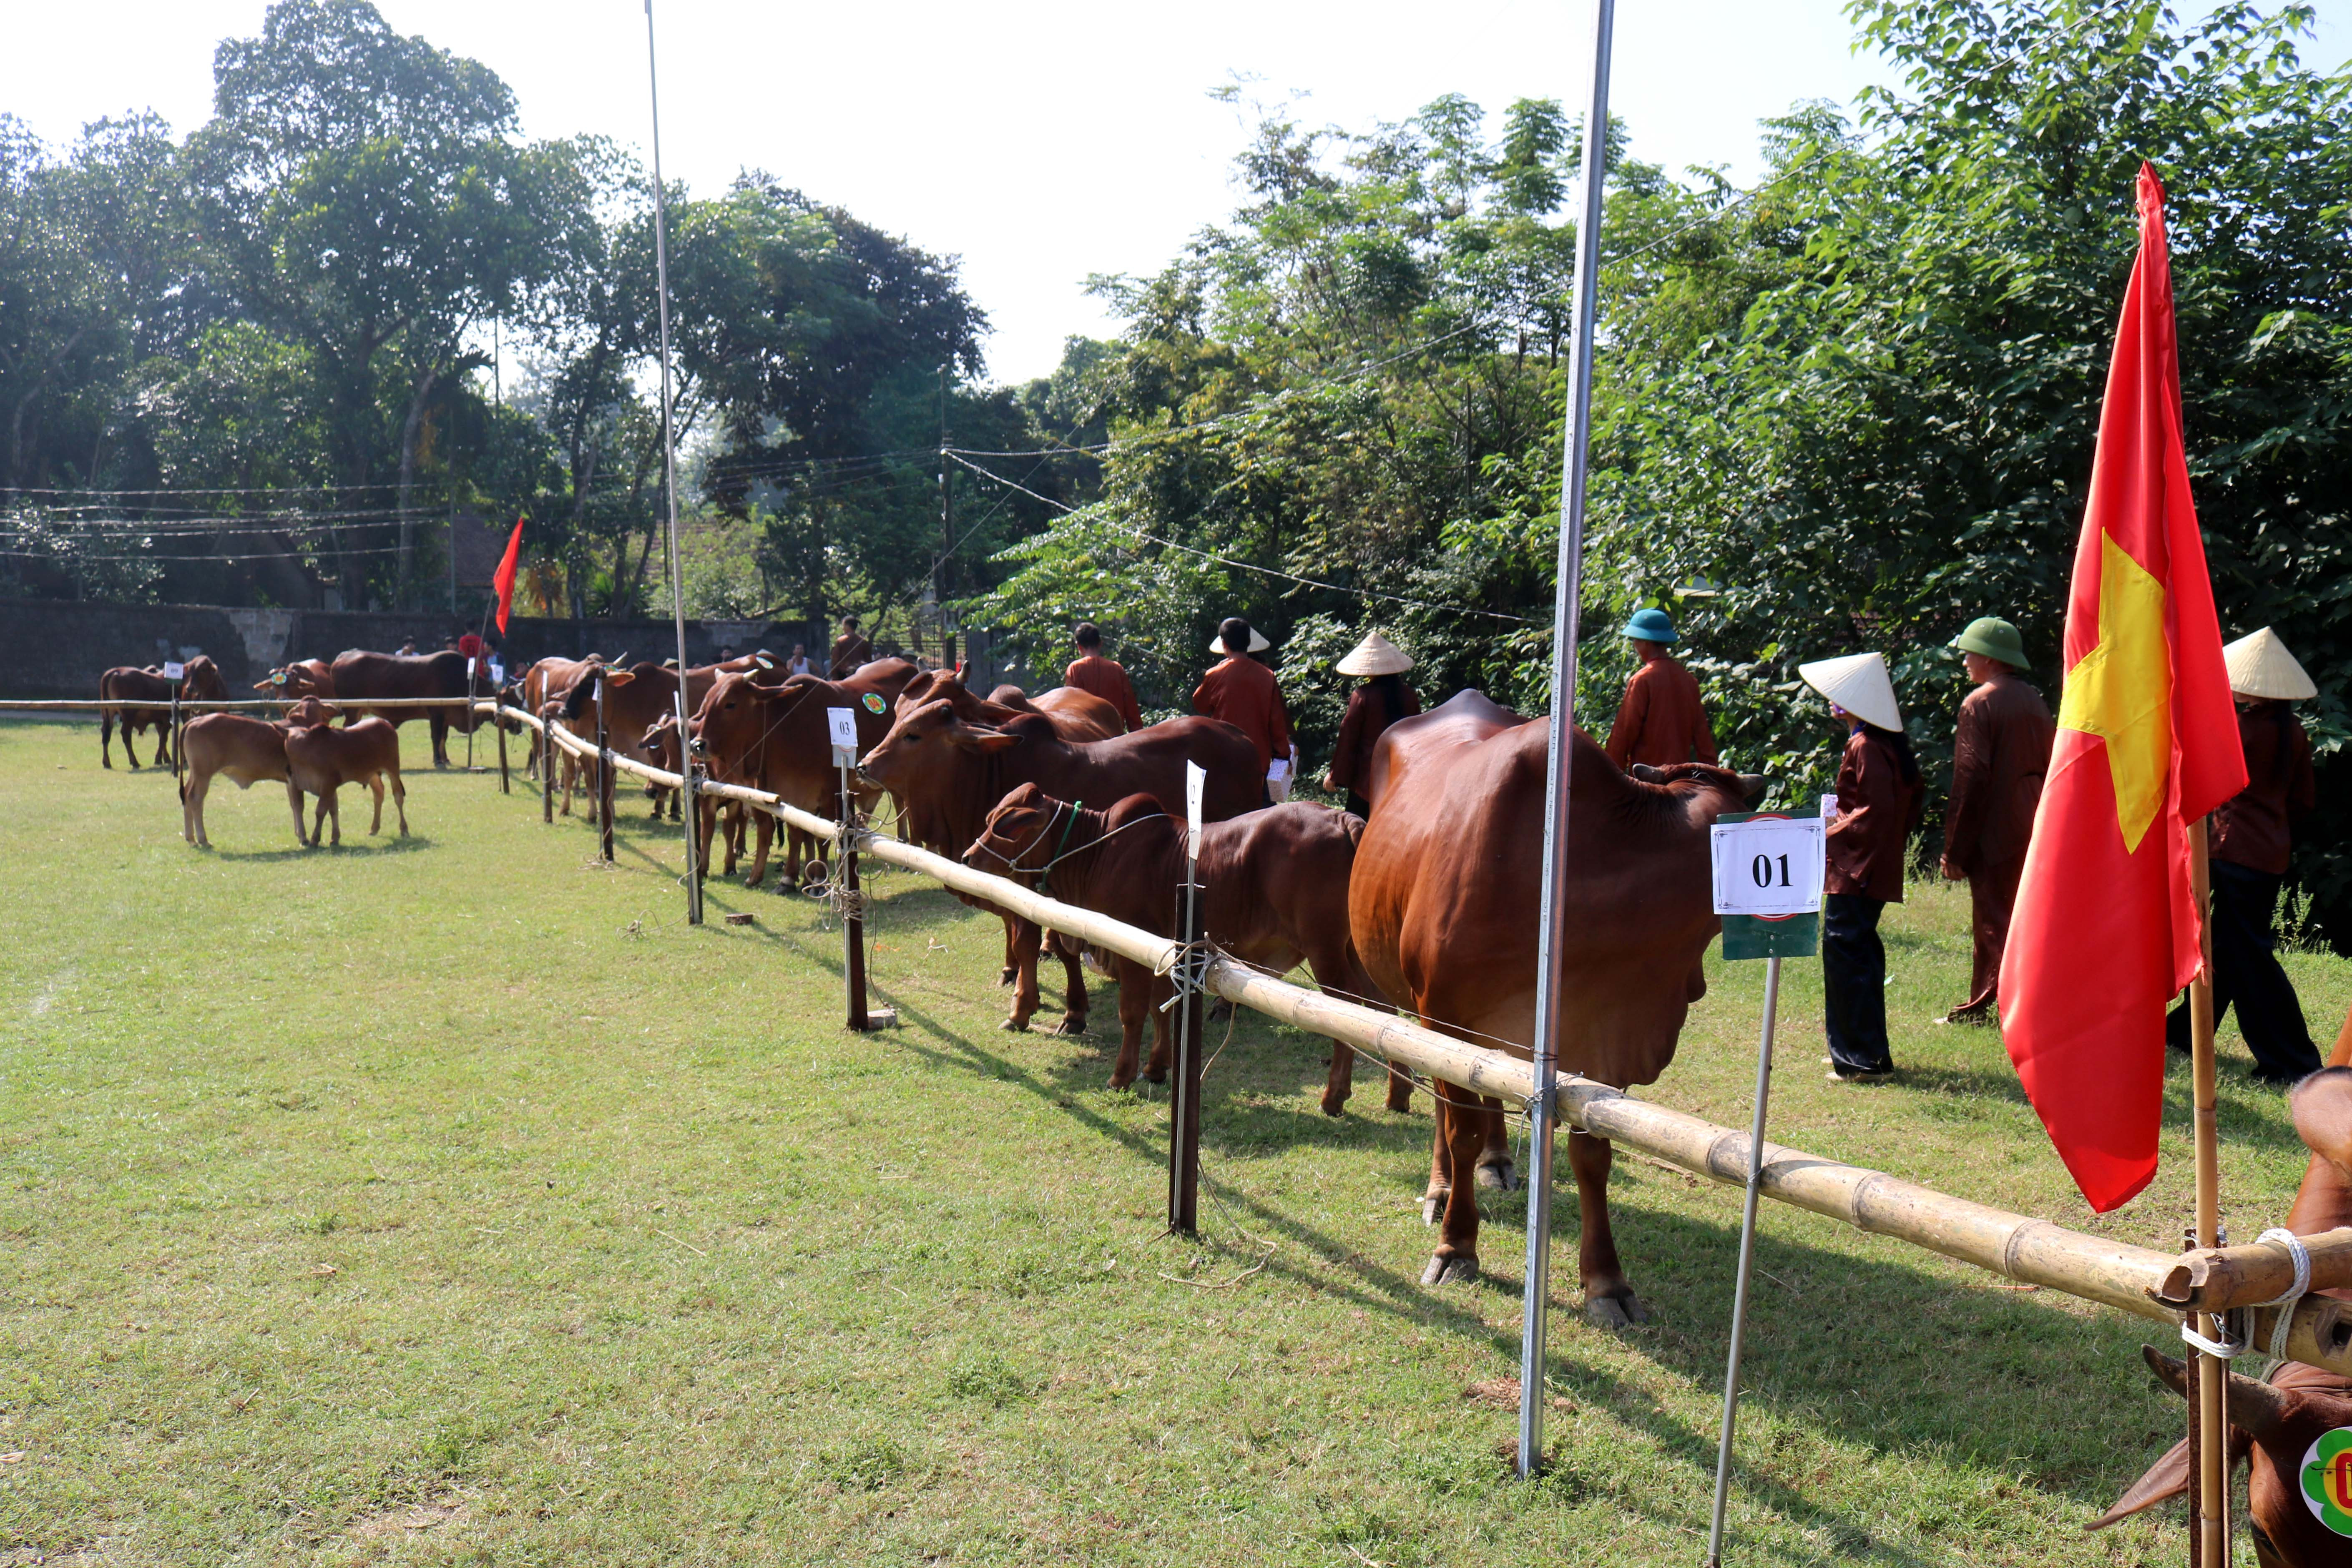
[2301,1427,2352,1536]
[862,692,886,714]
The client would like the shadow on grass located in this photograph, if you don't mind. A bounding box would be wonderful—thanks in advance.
[208,834,438,862]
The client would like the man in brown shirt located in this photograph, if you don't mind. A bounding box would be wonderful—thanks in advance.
[828,616,872,678]
[1604,607,1718,770]
[1191,618,1291,807]
[1063,622,1144,733]
[2164,627,2323,1083]
[1938,617,2055,1023]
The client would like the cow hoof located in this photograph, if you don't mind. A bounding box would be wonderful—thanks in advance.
[1475,1161,1518,1193]
[1319,1092,1348,1118]
[1000,1016,1030,1033]
[997,967,1018,987]
[1386,1087,1415,1114]
[1421,1253,1478,1287]
[1049,1017,1088,1038]
[1141,1068,1167,1086]
[1421,1190,1448,1226]
[1586,1291,1650,1330]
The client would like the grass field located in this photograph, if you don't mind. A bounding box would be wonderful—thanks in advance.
[2,716,2342,1565]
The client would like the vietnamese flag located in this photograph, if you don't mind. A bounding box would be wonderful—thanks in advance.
[1999,164,2246,1212]
[490,516,527,634]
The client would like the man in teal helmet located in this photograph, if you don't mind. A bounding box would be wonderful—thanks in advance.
[1605,606,1718,770]
[1939,616,2054,1023]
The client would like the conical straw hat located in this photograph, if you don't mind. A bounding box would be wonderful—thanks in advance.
[1210,627,1271,655]
[1336,631,1413,676]
[2223,626,2315,701]
[1797,651,1902,732]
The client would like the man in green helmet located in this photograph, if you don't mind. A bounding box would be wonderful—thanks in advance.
[1939,616,2055,1023]
[1604,606,1718,770]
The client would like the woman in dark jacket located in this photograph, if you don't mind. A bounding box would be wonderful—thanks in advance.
[1322,632,1420,819]
[1802,652,1925,1081]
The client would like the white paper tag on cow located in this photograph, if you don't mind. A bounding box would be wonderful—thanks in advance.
[1185,761,1206,862]
[592,677,603,703]
[162,661,185,681]
[1710,814,1826,918]
[827,706,859,769]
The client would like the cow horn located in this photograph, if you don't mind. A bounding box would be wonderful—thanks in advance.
[1628,763,1669,784]
[2141,1344,2291,1442]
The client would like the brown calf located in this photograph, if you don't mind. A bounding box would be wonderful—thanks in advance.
[283,698,408,847]
[179,713,294,848]
[966,785,1404,1114]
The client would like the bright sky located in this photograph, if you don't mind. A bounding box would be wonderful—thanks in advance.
[9,1,2347,386]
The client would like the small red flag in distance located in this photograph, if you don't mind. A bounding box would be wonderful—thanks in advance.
[1998,164,2246,1212]
[491,517,527,635]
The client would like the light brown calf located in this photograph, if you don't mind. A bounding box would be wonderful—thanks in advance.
[179,713,295,848]
[283,698,408,847]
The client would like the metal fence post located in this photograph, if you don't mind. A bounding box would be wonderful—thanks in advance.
[596,676,614,863]
[496,689,510,794]
[541,709,555,825]
[169,689,182,779]
[841,764,868,1031]
[1167,867,1206,1236]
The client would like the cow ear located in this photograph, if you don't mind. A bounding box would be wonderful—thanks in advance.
[1629,764,1668,784]
[608,671,636,688]
[1737,772,1770,806]
[2086,1436,2189,1530]
[945,724,1023,754]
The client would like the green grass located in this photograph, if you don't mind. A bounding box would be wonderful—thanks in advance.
[1,716,2338,1564]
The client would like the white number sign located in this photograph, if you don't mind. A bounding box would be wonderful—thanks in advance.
[1709,815,1826,918]
[162,661,185,681]
[1185,761,1206,862]
[827,706,859,769]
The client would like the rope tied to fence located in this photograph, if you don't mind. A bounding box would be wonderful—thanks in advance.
[2257,1226,2314,1366]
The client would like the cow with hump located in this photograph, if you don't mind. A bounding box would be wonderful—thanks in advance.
[1349,689,1764,1316]
[100,655,230,769]
[689,658,920,887]
[857,695,1261,1035]
[965,785,1409,1113]
[2093,1007,2352,1567]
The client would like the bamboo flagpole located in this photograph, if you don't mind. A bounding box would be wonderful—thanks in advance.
[643,0,702,927]
[2188,818,2228,1563]
[1518,0,1613,1479]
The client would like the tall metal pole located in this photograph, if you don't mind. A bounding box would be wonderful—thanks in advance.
[937,364,952,664]
[2188,818,2229,1564]
[1517,0,1613,1481]
[644,0,702,926]
[1707,955,1783,1565]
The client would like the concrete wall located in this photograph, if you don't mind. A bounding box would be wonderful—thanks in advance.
[0,598,1011,700]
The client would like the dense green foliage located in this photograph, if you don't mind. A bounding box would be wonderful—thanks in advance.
[0,0,1072,624]
[970,2,2352,934]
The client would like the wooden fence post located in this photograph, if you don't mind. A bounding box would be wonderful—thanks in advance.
[540,711,555,825]
[1167,868,1206,1236]
[168,690,182,779]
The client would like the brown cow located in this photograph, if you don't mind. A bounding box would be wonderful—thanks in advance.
[283,697,408,847]
[1349,690,1762,1311]
[690,664,917,888]
[518,656,600,783]
[99,656,229,769]
[639,711,751,874]
[323,650,480,767]
[900,671,1122,743]
[257,658,334,699]
[965,785,1410,1114]
[179,712,295,848]
[2095,1011,2352,1566]
[857,699,1262,1033]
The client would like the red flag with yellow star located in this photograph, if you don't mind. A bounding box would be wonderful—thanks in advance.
[1999,164,2245,1212]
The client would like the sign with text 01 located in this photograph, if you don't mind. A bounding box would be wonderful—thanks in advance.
[162,661,185,681]
[1711,811,1824,960]
[826,706,858,769]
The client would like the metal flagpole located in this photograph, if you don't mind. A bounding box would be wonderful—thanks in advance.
[1518,0,1614,1480]
[1707,954,1783,1564]
[643,0,702,926]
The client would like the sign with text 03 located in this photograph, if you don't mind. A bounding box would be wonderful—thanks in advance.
[826,707,858,769]
[1711,810,1824,960]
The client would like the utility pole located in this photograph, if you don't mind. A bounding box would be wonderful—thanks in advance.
[937,363,952,666]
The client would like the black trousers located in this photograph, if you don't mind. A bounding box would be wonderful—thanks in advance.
[1345,790,1374,820]
[2165,861,2320,1081]
[1824,892,1894,1074]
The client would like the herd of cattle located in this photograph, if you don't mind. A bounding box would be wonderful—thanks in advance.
[87,646,2352,1556]
[101,643,1771,1307]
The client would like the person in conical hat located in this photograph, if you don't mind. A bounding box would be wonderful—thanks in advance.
[2163,626,2323,1084]
[1192,617,1292,808]
[1324,631,1420,819]
[1800,651,1923,1081]
[1604,606,1719,771]
[1937,617,2055,1024]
